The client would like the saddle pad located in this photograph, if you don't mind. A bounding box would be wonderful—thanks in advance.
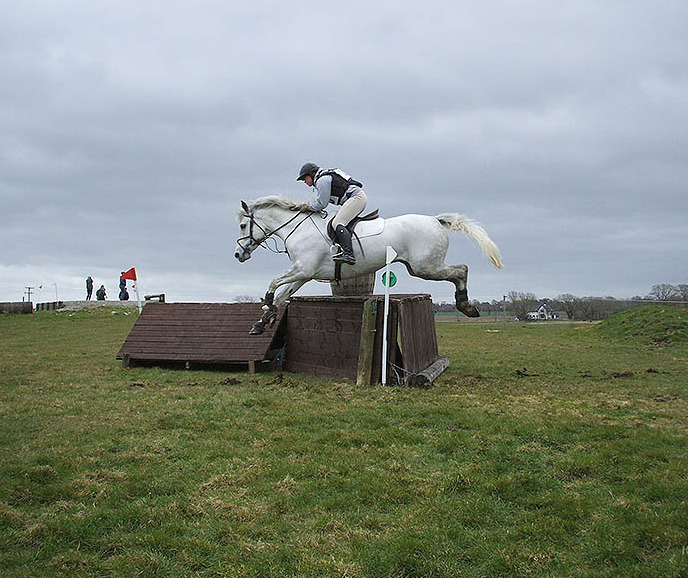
[354,217,385,238]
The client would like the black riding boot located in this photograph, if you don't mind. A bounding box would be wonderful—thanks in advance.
[333,225,356,265]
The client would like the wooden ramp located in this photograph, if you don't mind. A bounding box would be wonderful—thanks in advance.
[117,302,286,370]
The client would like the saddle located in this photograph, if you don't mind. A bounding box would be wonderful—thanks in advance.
[326,209,380,240]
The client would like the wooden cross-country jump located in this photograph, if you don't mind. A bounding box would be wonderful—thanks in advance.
[116,302,286,371]
[117,295,449,386]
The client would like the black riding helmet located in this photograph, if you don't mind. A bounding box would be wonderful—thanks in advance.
[297,162,319,181]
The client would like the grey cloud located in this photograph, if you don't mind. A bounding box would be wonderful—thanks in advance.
[1,1,687,304]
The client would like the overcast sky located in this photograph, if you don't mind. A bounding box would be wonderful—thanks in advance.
[2,1,687,306]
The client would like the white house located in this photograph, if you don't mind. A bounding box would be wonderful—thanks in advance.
[527,303,559,321]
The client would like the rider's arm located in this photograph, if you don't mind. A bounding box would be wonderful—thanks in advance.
[308,175,332,211]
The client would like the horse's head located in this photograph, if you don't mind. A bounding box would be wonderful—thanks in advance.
[234,200,264,262]
[235,196,303,262]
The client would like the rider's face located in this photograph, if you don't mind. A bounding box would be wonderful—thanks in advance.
[304,175,314,186]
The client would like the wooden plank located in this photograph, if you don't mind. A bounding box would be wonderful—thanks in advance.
[285,317,361,334]
[398,296,438,373]
[357,297,378,386]
[284,296,366,381]
[117,302,286,366]
[287,333,360,367]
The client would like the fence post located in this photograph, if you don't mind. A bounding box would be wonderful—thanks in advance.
[357,297,378,386]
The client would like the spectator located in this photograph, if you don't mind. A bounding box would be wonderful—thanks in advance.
[119,273,129,301]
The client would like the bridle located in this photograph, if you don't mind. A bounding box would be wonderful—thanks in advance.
[236,206,314,257]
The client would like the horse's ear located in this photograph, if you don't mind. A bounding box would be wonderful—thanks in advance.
[241,200,249,214]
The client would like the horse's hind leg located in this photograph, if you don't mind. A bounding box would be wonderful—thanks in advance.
[453,266,480,317]
[406,261,480,317]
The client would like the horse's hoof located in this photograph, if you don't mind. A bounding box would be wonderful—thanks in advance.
[457,301,480,318]
[249,321,265,335]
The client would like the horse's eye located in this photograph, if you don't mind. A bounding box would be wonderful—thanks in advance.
[240,223,247,230]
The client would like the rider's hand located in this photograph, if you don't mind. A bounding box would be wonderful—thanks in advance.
[299,203,310,212]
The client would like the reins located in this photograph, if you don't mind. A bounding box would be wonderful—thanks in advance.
[237,209,319,256]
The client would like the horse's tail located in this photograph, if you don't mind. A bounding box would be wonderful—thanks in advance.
[435,213,503,269]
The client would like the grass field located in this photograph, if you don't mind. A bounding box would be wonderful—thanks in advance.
[1,305,687,577]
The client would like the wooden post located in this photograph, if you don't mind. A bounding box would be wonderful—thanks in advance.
[331,273,376,297]
[356,297,378,386]
[404,357,450,388]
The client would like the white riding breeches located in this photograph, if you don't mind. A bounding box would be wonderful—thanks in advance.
[332,191,367,228]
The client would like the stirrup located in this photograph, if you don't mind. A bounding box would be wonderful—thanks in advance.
[333,253,356,265]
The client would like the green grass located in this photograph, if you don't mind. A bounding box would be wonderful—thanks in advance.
[1,306,687,577]
[596,304,688,346]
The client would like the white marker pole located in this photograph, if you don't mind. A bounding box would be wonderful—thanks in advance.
[381,246,397,386]
[134,281,142,313]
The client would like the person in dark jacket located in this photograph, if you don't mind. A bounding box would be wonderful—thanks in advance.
[119,273,129,300]
[96,285,106,301]
[85,276,94,300]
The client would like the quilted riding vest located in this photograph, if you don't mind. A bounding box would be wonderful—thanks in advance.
[314,168,363,206]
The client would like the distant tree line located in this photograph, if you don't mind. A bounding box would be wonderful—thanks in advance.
[234,284,687,321]
[434,283,688,321]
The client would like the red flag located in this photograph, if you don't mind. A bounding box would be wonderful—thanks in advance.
[121,267,137,281]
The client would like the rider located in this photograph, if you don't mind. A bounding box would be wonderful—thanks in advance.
[297,162,367,265]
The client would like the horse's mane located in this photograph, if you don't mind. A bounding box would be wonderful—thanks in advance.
[237,195,300,218]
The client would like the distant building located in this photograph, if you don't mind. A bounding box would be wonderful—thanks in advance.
[527,303,559,321]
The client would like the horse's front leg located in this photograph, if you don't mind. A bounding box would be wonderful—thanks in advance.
[249,266,309,335]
